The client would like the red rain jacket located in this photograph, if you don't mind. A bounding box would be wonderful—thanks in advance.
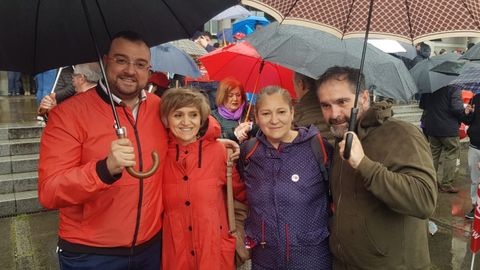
[38,87,167,255]
[162,116,246,270]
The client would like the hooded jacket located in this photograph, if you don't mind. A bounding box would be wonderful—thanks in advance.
[419,86,463,137]
[38,86,168,255]
[330,102,437,270]
[239,126,333,270]
[162,116,246,270]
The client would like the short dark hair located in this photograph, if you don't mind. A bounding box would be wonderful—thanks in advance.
[293,72,316,93]
[316,66,365,94]
[108,31,148,53]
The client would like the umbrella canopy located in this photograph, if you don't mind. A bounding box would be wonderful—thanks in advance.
[169,39,208,56]
[198,42,295,97]
[246,22,418,101]
[242,0,480,43]
[461,42,480,61]
[232,15,270,35]
[0,0,238,74]
[150,44,201,78]
[448,62,480,93]
[211,4,251,21]
[410,54,462,94]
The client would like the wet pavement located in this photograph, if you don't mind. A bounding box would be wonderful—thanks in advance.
[1,96,480,269]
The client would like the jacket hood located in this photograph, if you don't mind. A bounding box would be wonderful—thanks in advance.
[417,43,431,59]
[256,125,318,149]
[357,101,393,139]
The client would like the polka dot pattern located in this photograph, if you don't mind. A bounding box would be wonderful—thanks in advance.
[239,127,333,269]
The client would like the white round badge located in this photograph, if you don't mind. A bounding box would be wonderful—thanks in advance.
[291,174,300,182]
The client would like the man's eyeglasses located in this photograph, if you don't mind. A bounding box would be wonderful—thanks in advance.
[108,56,150,71]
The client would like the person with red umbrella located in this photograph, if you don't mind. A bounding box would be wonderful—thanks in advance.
[211,77,254,143]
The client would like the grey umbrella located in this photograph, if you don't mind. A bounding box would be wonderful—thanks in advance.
[150,43,201,78]
[448,62,480,93]
[410,54,464,94]
[246,22,418,101]
[460,42,480,61]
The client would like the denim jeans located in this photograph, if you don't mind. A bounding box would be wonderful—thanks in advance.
[58,240,161,270]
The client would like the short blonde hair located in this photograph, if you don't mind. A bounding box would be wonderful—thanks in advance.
[254,86,293,116]
[160,88,211,127]
[215,77,246,107]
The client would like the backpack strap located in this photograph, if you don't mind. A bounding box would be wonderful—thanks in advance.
[243,138,260,162]
[310,133,333,215]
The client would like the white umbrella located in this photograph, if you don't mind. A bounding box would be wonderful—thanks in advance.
[211,5,251,21]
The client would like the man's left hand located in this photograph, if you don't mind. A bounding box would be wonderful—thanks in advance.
[339,131,365,169]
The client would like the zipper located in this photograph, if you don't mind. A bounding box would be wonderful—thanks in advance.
[122,105,144,256]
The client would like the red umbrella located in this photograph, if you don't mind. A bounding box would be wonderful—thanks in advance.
[198,42,295,97]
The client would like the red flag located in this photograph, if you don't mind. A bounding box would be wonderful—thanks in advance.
[471,184,480,253]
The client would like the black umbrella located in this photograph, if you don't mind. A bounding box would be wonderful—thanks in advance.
[0,0,238,74]
[0,0,239,177]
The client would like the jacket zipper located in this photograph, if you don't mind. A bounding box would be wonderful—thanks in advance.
[122,105,145,256]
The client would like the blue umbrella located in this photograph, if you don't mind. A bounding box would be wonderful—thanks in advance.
[232,16,269,35]
[150,43,201,78]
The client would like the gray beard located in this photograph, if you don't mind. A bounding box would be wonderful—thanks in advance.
[330,124,349,139]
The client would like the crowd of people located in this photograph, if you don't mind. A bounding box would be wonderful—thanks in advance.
[33,28,450,270]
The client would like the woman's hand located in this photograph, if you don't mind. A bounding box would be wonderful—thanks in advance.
[218,139,240,162]
[234,122,252,143]
[465,104,475,115]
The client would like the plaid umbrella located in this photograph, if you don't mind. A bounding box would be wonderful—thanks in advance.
[241,0,480,43]
[247,22,418,101]
[461,42,480,61]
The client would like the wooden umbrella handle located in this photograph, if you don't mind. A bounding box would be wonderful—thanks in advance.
[118,130,160,179]
[226,148,236,233]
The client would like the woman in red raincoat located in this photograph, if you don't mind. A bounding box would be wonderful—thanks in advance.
[160,88,246,270]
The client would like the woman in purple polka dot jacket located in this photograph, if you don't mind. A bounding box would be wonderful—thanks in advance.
[238,86,333,270]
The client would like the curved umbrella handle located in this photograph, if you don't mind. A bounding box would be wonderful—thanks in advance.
[126,151,160,179]
[117,129,160,179]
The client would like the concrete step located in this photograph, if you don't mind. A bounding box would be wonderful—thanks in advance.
[0,123,44,140]
[0,172,38,194]
[0,190,43,217]
[0,138,40,157]
[0,154,39,175]
[391,112,423,123]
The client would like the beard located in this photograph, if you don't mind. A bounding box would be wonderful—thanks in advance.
[329,116,350,138]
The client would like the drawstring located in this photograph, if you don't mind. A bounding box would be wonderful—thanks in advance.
[175,144,179,161]
[260,220,266,248]
[285,224,290,263]
[198,140,203,168]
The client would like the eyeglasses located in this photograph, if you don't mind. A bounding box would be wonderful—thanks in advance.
[108,56,150,71]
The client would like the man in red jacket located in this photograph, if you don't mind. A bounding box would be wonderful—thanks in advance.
[38,31,168,270]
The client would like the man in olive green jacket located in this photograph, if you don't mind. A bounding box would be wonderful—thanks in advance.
[316,66,437,270]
